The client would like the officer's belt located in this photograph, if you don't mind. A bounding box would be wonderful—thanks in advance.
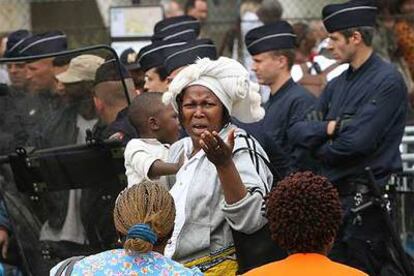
[335,181,370,196]
[335,174,389,196]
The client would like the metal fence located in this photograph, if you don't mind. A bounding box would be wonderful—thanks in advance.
[394,126,414,257]
[0,0,349,49]
[0,0,410,52]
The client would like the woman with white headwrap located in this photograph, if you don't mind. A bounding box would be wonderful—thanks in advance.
[163,57,273,275]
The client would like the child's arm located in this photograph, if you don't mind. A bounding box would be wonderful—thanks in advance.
[148,160,179,178]
[148,153,184,179]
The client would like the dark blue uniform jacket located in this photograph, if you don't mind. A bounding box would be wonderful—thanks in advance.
[238,79,316,176]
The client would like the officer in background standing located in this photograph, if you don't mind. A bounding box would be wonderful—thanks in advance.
[288,1,408,274]
[37,54,105,262]
[119,48,145,95]
[92,58,138,144]
[3,30,30,95]
[14,31,68,147]
[0,30,31,154]
[151,15,200,43]
[240,21,316,176]
[137,40,185,93]
[163,38,217,79]
[185,0,208,23]
[138,15,201,93]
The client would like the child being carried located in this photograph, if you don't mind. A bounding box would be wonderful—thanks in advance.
[124,92,181,188]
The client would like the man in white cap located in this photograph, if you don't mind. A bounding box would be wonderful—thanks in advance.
[38,54,105,262]
[40,54,105,148]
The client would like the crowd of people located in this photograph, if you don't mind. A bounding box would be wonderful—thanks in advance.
[0,0,413,275]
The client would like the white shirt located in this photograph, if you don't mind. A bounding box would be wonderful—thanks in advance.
[40,189,86,244]
[164,125,273,262]
[241,11,262,76]
[0,65,10,85]
[124,138,170,188]
[291,56,349,83]
[40,115,97,244]
[164,142,200,258]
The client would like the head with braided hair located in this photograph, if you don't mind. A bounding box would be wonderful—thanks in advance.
[266,171,343,254]
[113,181,175,254]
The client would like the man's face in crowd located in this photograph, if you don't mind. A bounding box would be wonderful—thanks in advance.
[62,81,86,100]
[26,58,56,94]
[144,67,169,93]
[53,64,69,96]
[252,52,283,86]
[189,0,208,21]
[401,0,414,14]
[7,62,28,90]
[165,0,185,18]
[327,32,355,65]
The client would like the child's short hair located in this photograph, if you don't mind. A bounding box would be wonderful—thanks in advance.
[128,92,165,133]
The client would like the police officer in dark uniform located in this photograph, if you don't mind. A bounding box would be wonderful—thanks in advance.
[2,30,30,97]
[288,1,408,274]
[69,58,138,252]
[119,48,145,94]
[137,40,186,93]
[239,21,316,176]
[138,15,201,93]
[92,58,138,144]
[151,15,200,43]
[0,30,31,154]
[14,31,67,147]
[163,38,217,79]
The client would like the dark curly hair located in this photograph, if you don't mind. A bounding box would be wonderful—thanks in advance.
[266,171,343,253]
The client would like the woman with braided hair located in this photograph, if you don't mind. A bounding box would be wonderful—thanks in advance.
[245,171,366,276]
[50,181,202,275]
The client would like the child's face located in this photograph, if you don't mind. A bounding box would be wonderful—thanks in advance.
[157,104,180,145]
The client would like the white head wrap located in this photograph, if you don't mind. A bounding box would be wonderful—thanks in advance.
[162,57,265,123]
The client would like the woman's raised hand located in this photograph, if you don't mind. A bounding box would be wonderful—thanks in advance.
[199,128,235,167]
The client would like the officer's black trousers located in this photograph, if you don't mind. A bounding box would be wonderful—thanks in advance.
[329,195,403,276]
